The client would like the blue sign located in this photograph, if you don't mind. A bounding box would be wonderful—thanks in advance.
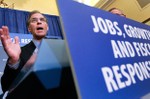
[57,0,150,99]
[9,33,32,46]
[0,33,32,47]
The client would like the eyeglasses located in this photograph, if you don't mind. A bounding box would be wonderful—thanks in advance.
[30,18,47,23]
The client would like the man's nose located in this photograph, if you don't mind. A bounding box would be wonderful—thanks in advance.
[37,20,42,24]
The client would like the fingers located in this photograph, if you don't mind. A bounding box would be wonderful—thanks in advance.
[0,26,10,40]
[14,36,20,44]
[0,28,3,37]
[1,26,10,39]
[0,26,20,46]
[0,26,10,46]
[0,26,20,49]
[0,34,8,49]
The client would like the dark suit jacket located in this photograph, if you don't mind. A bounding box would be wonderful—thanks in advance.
[1,41,36,92]
[1,40,78,99]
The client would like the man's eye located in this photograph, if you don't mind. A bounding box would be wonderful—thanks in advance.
[40,18,46,22]
[30,18,46,23]
[31,19,37,22]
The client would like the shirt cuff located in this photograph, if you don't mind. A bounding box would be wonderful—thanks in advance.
[7,60,20,70]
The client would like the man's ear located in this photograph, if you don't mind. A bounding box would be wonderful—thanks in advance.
[28,27,31,32]
[47,25,49,31]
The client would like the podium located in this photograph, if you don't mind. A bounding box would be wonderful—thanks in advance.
[6,39,78,99]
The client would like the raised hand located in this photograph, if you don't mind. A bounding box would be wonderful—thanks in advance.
[0,26,21,65]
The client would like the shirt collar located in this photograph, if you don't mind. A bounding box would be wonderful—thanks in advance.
[32,39,41,48]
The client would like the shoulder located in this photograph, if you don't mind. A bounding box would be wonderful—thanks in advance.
[21,41,36,55]
[21,41,36,51]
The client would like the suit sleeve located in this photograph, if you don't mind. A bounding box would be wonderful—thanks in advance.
[1,61,22,92]
[1,41,35,93]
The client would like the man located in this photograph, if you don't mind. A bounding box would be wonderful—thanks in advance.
[108,7,126,17]
[0,10,77,98]
[0,10,48,93]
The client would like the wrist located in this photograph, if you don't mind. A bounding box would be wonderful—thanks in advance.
[8,58,19,65]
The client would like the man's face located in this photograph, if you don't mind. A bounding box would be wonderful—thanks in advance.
[28,13,49,40]
[110,9,126,17]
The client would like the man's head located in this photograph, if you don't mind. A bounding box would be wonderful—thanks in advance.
[27,10,49,40]
[108,8,126,17]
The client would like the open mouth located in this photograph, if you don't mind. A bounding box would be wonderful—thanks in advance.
[37,27,44,30]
